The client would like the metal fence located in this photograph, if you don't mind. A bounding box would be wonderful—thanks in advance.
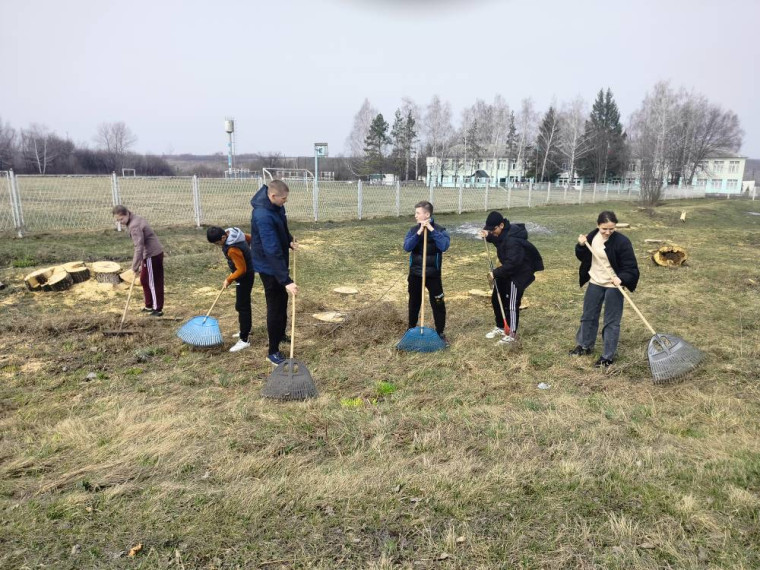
[2,170,750,236]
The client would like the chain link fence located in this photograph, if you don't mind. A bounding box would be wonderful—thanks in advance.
[0,171,739,236]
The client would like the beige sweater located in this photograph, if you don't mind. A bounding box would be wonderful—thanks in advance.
[588,232,616,288]
[126,213,164,272]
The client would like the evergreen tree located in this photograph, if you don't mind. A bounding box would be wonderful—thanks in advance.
[579,88,627,182]
[536,106,562,182]
[390,109,418,181]
[363,113,390,177]
[505,111,517,183]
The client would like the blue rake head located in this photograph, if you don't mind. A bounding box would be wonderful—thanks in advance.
[177,315,223,347]
[397,326,447,353]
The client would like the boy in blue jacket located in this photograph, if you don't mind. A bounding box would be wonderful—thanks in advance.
[403,201,451,344]
[250,180,298,365]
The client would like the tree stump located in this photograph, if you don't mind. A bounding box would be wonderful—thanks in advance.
[63,262,90,283]
[653,245,688,267]
[43,271,74,292]
[24,268,55,291]
[92,261,122,284]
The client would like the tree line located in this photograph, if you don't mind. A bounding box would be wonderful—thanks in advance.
[0,120,174,175]
[345,81,744,203]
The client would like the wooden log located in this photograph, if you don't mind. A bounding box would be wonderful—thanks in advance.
[42,271,74,292]
[653,245,688,267]
[92,261,122,285]
[24,267,55,291]
[68,267,91,283]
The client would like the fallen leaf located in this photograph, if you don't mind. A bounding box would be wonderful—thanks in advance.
[128,543,143,557]
[437,552,449,560]
[456,536,465,544]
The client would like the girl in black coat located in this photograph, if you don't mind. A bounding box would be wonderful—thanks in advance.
[570,210,639,367]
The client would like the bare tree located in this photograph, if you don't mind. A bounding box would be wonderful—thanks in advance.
[345,99,379,177]
[94,121,137,173]
[20,124,67,174]
[400,97,422,180]
[629,82,679,205]
[515,98,539,182]
[558,97,592,186]
[423,95,455,184]
[0,117,16,170]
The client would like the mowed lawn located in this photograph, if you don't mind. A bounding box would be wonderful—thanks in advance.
[1,199,759,569]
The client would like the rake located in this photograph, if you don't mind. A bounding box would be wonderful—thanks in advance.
[397,228,448,352]
[262,247,318,401]
[585,242,702,383]
[103,277,138,336]
[177,284,225,347]
[483,237,511,337]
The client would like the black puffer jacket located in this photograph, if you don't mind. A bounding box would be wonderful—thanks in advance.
[488,223,544,290]
[575,229,640,292]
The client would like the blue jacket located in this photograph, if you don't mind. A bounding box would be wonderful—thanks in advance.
[403,219,450,278]
[250,185,293,285]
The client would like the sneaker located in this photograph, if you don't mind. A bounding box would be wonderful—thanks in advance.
[594,357,614,368]
[496,335,516,345]
[149,310,163,317]
[438,333,450,348]
[485,327,506,339]
[267,351,286,366]
[569,345,592,356]
[140,307,153,313]
[229,339,251,353]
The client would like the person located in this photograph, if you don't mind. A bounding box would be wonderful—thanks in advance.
[206,226,255,353]
[250,180,298,366]
[112,205,164,316]
[403,201,450,345]
[479,211,543,344]
[570,210,640,368]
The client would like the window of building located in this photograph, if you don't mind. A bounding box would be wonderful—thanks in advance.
[628,162,637,172]
[726,179,738,190]
[697,161,707,172]
[711,179,723,189]
[728,160,739,173]
[713,161,724,173]
[695,178,707,187]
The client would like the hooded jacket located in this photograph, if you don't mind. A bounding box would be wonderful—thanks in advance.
[125,212,163,273]
[403,219,450,278]
[487,222,544,290]
[222,227,254,285]
[575,229,639,292]
[250,185,294,285]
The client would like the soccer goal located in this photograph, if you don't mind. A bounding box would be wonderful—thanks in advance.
[262,168,318,221]
[121,168,136,177]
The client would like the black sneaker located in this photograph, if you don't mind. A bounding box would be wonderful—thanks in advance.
[149,310,163,317]
[569,345,592,356]
[267,351,286,366]
[594,357,613,368]
[438,333,450,348]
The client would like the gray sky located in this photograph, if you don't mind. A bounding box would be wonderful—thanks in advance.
[3,0,759,158]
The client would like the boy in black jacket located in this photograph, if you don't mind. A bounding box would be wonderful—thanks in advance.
[480,211,544,344]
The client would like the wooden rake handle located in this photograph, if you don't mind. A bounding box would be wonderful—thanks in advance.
[483,237,510,335]
[583,241,656,336]
[118,277,136,332]
[419,227,427,332]
[202,284,227,323]
[290,247,297,360]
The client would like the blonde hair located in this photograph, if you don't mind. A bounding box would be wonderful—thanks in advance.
[268,180,290,196]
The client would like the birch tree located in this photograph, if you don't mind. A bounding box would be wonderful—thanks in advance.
[558,97,592,187]
[423,95,455,184]
[345,99,379,177]
[515,98,538,181]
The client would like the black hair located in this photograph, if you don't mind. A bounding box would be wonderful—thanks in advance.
[414,201,433,215]
[597,210,618,225]
[112,205,128,216]
[206,226,225,243]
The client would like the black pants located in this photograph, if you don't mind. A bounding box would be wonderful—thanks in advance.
[235,273,254,342]
[408,274,446,335]
[491,276,523,338]
[260,272,288,355]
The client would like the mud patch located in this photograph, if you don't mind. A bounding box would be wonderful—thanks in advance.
[451,221,553,239]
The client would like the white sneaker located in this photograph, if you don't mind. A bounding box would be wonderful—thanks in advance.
[496,335,516,345]
[485,327,505,339]
[229,339,251,353]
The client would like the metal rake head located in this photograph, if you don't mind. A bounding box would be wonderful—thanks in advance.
[262,358,318,401]
[647,333,703,384]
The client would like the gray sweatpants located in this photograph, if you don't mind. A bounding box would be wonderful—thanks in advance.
[575,283,624,360]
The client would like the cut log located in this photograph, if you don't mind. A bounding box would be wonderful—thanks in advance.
[468,289,491,298]
[312,311,346,323]
[24,267,55,291]
[333,286,358,295]
[653,245,688,267]
[92,261,122,285]
[68,266,91,283]
[42,271,74,292]
[615,223,630,228]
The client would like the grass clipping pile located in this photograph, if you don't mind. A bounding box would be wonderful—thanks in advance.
[308,300,405,351]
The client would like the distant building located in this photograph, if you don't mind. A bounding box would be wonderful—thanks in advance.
[426,157,529,187]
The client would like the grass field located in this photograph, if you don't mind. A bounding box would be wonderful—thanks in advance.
[1,198,759,569]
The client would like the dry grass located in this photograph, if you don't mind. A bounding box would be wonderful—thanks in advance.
[1,198,759,568]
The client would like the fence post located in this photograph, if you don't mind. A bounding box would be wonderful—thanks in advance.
[563,184,567,204]
[605,182,609,200]
[484,181,489,211]
[9,170,25,237]
[395,180,400,217]
[546,182,551,205]
[458,178,463,214]
[578,184,583,205]
[111,172,122,231]
[192,175,202,227]
[358,179,363,220]
[429,177,434,205]
[507,184,512,210]
[313,176,319,222]
[592,182,597,203]
[528,180,533,208]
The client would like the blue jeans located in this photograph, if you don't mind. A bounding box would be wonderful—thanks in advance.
[575,283,624,360]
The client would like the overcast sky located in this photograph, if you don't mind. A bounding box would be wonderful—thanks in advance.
[2,0,759,158]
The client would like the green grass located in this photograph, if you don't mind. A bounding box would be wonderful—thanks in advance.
[1,198,759,568]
